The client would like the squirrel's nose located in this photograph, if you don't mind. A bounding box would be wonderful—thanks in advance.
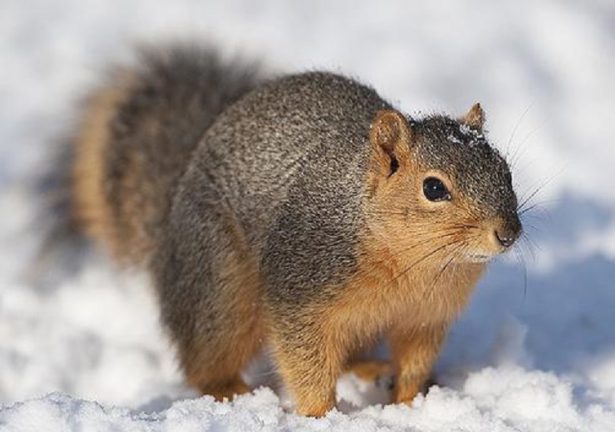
[494,229,516,248]
[493,215,522,249]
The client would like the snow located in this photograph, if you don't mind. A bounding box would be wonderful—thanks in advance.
[1,0,615,430]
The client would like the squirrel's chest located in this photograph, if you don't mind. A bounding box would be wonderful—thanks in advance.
[323,251,484,342]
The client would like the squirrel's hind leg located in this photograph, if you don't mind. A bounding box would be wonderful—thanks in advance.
[193,375,251,402]
[157,204,266,402]
[180,294,264,401]
[182,247,265,401]
[182,322,260,402]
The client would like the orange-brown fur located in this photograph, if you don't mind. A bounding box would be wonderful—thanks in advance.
[262,111,488,415]
[345,359,392,383]
[279,244,484,414]
[72,72,136,262]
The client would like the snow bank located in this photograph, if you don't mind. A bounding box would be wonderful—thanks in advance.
[1,0,615,431]
[2,368,614,432]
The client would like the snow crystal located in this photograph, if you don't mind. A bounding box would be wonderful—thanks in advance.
[447,134,464,145]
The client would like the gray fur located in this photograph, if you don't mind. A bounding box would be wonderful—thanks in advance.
[153,71,390,351]
[413,116,520,231]
[104,44,262,254]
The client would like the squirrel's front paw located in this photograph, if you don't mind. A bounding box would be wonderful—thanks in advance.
[346,359,394,390]
[294,391,336,417]
[394,373,437,405]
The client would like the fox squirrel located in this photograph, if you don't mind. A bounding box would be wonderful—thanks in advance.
[68,44,521,416]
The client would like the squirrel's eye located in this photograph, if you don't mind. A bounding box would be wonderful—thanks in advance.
[423,177,451,202]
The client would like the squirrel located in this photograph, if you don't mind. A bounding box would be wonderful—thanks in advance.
[66,44,522,416]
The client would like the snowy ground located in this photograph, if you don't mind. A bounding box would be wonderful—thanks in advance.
[1,0,615,430]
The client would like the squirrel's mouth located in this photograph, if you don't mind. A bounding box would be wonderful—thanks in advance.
[464,253,494,263]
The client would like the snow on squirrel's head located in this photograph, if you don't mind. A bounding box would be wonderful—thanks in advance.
[366,103,522,265]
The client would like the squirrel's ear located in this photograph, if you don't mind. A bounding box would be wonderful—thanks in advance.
[369,110,412,173]
[462,103,486,130]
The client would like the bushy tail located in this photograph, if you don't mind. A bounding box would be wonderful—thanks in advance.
[32,42,263,283]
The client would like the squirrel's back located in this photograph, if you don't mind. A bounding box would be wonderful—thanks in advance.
[73,45,391,266]
[181,71,390,257]
[72,45,260,263]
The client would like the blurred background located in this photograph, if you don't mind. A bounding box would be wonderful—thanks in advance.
[1,0,614,421]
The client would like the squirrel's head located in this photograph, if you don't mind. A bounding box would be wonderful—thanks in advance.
[366,104,521,266]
